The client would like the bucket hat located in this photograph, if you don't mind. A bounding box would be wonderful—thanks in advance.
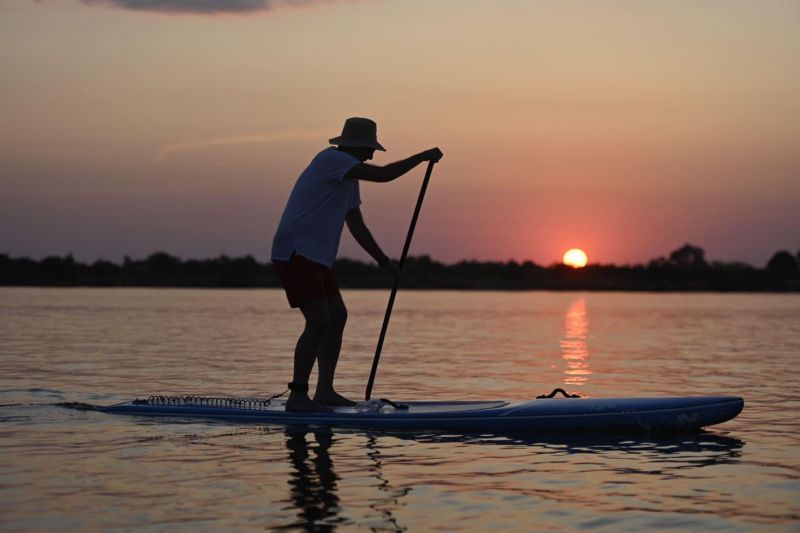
[329,117,386,151]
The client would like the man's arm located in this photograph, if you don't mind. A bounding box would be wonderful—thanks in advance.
[345,207,390,265]
[344,147,442,183]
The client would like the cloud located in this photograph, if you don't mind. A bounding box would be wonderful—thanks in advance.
[154,130,326,161]
[80,0,325,15]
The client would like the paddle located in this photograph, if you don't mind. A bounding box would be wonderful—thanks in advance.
[365,160,437,401]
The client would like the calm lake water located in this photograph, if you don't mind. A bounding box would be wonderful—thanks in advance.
[1,287,798,532]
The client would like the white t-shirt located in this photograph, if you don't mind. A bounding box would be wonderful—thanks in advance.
[271,147,361,268]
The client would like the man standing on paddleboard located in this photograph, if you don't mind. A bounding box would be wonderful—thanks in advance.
[271,117,443,412]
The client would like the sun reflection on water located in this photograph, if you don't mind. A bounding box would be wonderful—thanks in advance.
[560,297,591,386]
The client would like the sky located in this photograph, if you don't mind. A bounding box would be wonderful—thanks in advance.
[1,0,798,266]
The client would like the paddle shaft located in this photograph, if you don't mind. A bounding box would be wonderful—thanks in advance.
[365,160,436,400]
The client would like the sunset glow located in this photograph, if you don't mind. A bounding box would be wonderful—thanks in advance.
[0,1,798,265]
[563,249,588,268]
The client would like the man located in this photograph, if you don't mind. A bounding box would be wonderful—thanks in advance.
[271,117,443,412]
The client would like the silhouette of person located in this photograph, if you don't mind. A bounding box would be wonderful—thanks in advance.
[272,117,442,411]
[282,429,341,530]
[281,429,408,531]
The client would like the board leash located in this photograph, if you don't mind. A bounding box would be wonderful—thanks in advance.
[131,389,289,410]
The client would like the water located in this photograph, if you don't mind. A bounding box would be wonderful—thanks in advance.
[1,288,798,531]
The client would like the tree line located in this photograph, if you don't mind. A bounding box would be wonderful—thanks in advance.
[1,244,798,291]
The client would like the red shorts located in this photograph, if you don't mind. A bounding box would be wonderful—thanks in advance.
[273,254,341,308]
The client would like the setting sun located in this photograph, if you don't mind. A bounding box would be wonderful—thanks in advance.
[563,248,588,268]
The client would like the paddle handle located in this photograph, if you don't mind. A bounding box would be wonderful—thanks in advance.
[365,160,436,400]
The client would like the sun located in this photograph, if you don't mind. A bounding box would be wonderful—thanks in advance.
[563,248,588,268]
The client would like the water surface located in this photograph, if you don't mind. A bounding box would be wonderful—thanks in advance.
[1,288,798,531]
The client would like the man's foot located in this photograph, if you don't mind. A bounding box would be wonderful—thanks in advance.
[285,392,333,413]
[314,389,357,407]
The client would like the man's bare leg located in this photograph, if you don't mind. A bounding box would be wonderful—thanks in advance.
[285,299,332,412]
[313,291,356,406]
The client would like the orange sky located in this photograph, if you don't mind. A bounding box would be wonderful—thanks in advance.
[1,0,798,265]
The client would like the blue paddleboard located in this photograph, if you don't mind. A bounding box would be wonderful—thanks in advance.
[102,396,743,434]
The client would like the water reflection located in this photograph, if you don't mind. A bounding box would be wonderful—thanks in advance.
[277,427,743,529]
[282,429,342,530]
[365,435,409,532]
[561,297,591,386]
[395,430,743,457]
[280,429,407,532]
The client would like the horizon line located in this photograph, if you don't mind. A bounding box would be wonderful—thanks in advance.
[4,248,797,270]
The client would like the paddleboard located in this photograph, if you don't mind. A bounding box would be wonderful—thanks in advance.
[102,395,743,434]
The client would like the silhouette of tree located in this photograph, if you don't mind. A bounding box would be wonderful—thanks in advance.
[89,259,120,284]
[647,256,668,268]
[216,254,262,287]
[668,243,708,268]
[38,253,79,284]
[0,246,797,291]
[145,252,181,271]
[766,250,798,279]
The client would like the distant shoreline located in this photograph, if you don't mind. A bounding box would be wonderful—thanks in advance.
[2,285,797,294]
[2,245,799,292]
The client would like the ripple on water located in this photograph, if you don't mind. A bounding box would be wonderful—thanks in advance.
[0,288,799,531]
